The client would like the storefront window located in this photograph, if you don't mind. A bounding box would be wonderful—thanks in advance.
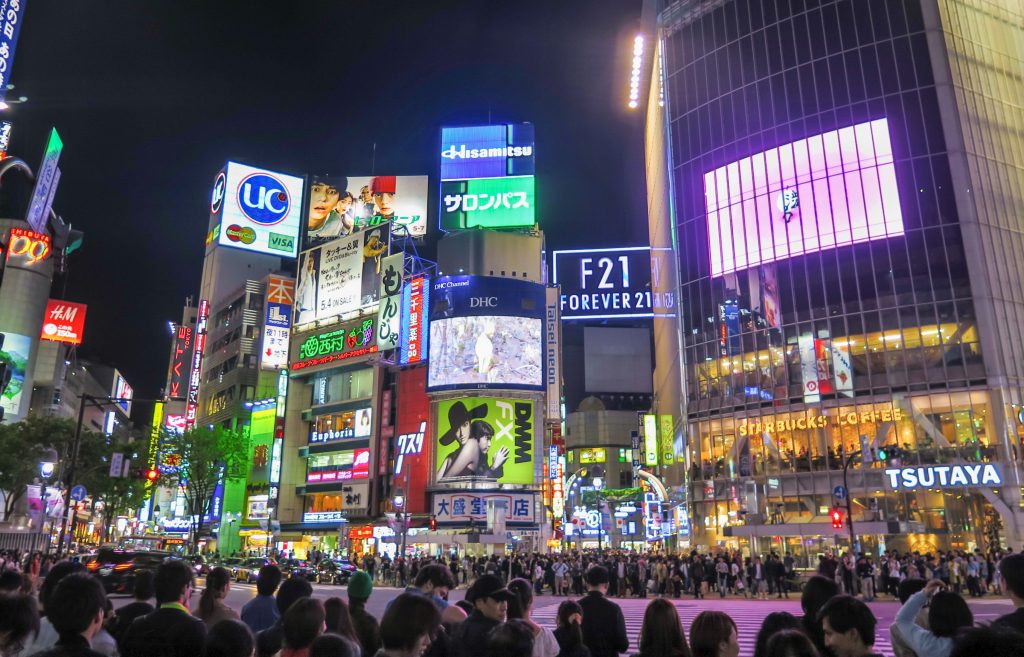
[311,368,374,406]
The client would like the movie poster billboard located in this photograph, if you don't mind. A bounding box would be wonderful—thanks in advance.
[435,397,535,485]
[306,175,428,244]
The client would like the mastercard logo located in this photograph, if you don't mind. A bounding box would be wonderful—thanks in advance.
[225,224,256,244]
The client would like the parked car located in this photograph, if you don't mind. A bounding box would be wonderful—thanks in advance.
[280,559,317,581]
[89,549,170,594]
[233,557,274,583]
[315,559,357,585]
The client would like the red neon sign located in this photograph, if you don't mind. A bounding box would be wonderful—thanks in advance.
[40,299,87,345]
[5,228,51,266]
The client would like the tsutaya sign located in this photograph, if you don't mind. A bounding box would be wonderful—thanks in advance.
[738,407,904,437]
[885,464,1002,490]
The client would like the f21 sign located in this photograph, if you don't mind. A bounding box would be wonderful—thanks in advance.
[552,247,674,320]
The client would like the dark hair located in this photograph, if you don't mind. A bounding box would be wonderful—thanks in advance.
[46,573,107,637]
[800,576,839,618]
[455,599,474,616]
[276,576,314,614]
[0,569,24,593]
[414,564,456,590]
[324,597,358,644]
[379,592,441,651]
[754,612,801,657]
[0,594,39,654]
[817,595,876,647]
[198,567,232,621]
[39,561,83,612]
[689,611,737,657]
[203,619,254,657]
[557,600,585,650]
[283,597,324,650]
[256,565,283,596]
[897,579,927,604]
[999,554,1024,598]
[133,569,155,600]
[640,597,692,657]
[487,619,534,657]
[506,578,533,620]
[154,559,195,605]
[928,591,973,638]
[951,624,1024,657]
[310,633,358,657]
[764,629,821,657]
[471,420,494,440]
[585,565,610,586]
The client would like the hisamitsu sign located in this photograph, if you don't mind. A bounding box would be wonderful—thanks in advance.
[884,464,1002,490]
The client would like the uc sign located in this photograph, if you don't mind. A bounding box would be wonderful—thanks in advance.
[5,228,51,267]
[238,172,290,225]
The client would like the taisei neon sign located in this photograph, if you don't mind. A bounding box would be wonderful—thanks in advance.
[884,464,1002,490]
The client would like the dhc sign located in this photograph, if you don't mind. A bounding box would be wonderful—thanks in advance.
[884,464,1002,490]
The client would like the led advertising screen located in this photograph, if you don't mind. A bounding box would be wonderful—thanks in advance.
[435,397,535,484]
[306,175,429,244]
[705,118,904,277]
[440,123,535,181]
[216,161,305,258]
[553,247,676,320]
[440,176,535,230]
[295,226,390,326]
[0,333,30,419]
[427,276,545,391]
[306,447,371,483]
[40,299,87,345]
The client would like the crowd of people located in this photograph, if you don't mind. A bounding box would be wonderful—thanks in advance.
[1,546,1024,657]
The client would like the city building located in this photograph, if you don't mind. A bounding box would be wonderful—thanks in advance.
[643,0,1024,558]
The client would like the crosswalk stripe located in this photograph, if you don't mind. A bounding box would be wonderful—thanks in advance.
[532,596,894,657]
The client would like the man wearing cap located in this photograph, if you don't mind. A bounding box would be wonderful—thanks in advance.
[347,570,380,657]
[370,176,397,219]
[579,565,628,657]
[452,574,514,657]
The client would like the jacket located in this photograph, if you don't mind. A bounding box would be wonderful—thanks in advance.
[349,602,381,657]
[578,591,629,657]
[241,594,280,634]
[450,610,501,657]
[29,634,107,657]
[119,605,207,657]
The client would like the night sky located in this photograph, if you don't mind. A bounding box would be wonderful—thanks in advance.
[5,0,645,401]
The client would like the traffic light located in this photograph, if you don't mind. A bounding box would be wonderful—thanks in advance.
[145,468,159,482]
[429,515,437,532]
[831,507,844,529]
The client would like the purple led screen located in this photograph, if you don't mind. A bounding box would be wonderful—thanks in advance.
[704,118,905,278]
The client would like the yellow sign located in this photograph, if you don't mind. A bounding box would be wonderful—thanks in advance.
[578,448,606,464]
[739,407,905,437]
[659,415,674,465]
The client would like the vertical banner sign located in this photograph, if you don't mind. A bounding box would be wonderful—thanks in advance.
[0,0,26,104]
[379,253,404,297]
[545,287,561,422]
[377,294,400,351]
[659,415,674,465]
[798,334,820,403]
[829,341,854,396]
[185,299,210,429]
[399,275,428,365]
[167,325,192,400]
[261,275,294,371]
[643,414,658,466]
[25,128,63,234]
[0,120,12,159]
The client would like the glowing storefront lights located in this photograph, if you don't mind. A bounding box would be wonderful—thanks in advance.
[628,35,644,109]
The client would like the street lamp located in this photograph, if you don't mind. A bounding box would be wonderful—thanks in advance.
[593,477,604,555]
[392,488,408,558]
[39,448,59,536]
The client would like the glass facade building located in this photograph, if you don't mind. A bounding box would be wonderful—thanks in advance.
[646,0,1024,557]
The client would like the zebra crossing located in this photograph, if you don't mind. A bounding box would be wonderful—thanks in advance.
[531,596,896,657]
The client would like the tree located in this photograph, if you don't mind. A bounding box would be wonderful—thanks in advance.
[0,416,76,522]
[84,430,155,542]
[159,426,248,552]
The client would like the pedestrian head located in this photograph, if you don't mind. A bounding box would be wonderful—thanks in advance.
[324,596,358,644]
[506,578,533,619]
[38,561,83,613]
[639,597,692,657]
[0,569,24,594]
[346,569,373,604]
[256,565,282,597]
[283,597,325,651]
[154,558,195,605]
[276,576,314,615]
[951,624,1024,657]
[999,553,1024,602]
[379,592,441,657]
[754,612,801,657]
[414,564,456,598]
[800,576,839,619]
[584,564,610,592]
[46,572,107,641]
[466,573,514,622]
[928,591,973,638]
[556,599,583,630]
[817,595,876,657]
[310,633,358,657]
[133,568,155,601]
[764,629,821,657]
[690,610,739,657]
[896,579,926,604]
[0,594,39,656]
[198,566,232,621]
[487,619,534,657]
[203,619,254,657]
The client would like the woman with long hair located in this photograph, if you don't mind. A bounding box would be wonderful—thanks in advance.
[194,567,239,627]
[635,598,691,657]
[689,611,739,657]
[753,612,801,657]
[507,578,559,657]
[553,600,589,657]
[324,597,361,653]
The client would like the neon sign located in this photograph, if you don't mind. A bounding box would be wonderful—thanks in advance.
[291,318,377,371]
[185,299,209,429]
[5,228,51,266]
[884,464,1002,490]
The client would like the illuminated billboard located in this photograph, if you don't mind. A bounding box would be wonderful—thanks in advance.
[427,276,545,391]
[295,227,390,326]
[309,408,372,444]
[705,118,904,277]
[40,299,87,345]
[306,447,371,483]
[395,368,430,513]
[215,162,305,258]
[291,317,377,371]
[553,247,677,320]
[4,228,51,268]
[306,175,429,243]
[440,124,535,181]
[167,325,192,401]
[435,397,535,485]
[185,299,210,429]
[0,333,30,419]
[113,372,133,415]
[399,275,429,365]
[440,176,535,230]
